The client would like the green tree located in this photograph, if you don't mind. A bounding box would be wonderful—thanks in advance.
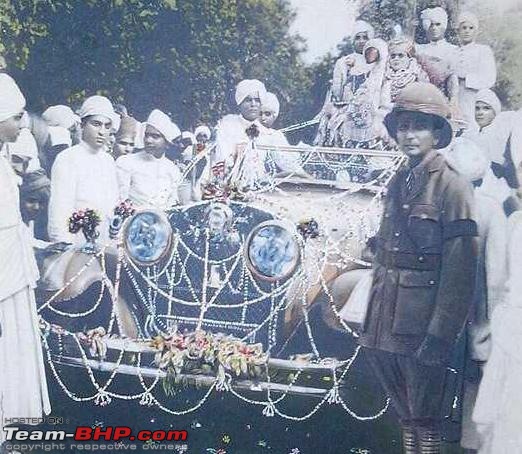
[3,0,312,130]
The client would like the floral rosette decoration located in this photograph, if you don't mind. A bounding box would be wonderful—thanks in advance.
[110,199,136,239]
[150,329,268,385]
[297,218,320,240]
[114,199,135,219]
[69,208,101,252]
[245,124,260,140]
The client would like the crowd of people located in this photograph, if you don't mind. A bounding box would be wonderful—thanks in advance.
[0,3,521,454]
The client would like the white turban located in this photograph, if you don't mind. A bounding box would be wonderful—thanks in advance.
[261,92,280,117]
[446,137,489,182]
[421,7,448,31]
[353,20,375,39]
[42,105,80,130]
[146,109,181,143]
[234,79,266,106]
[458,11,479,29]
[194,125,211,139]
[181,131,195,144]
[476,89,501,115]
[78,95,118,125]
[48,126,72,147]
[0,74,26,122]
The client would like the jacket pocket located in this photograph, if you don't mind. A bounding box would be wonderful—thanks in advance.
[392,270,438,335]
[408,204,442,253]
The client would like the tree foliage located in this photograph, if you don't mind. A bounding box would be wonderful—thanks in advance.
[3,0,312,129]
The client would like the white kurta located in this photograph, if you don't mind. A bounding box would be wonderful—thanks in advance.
[214,114,263,168]
[257,128,305,175]
[116,150,182,210]
[461,192,508,450]
[0,155,50,443]
[456,43,496,130]
[48,141,120,243]
[473,211,522,453]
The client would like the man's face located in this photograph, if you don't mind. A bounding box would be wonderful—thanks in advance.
[427,21,446,42]
[10,155,29,177]
[239,95,261,121]
[458,22,477,45]
[353,32,369,54]
[144,125,169,158]
[114,136,135,157]
[364,47,379,64]
[21,197,42,222]
[389,49,409,71]
[260,108,277,128]
[0,111,24,143]
[82,115,113,150]
[396,112,439,158]
[475,101,496,129]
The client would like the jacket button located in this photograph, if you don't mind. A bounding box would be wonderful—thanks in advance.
[429,280,435,285]
[418,256,425,262]
[394,232,400,237]
[393,247,399,251]
[402,204,410,210]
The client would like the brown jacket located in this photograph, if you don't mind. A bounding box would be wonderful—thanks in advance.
[358,151,478,364]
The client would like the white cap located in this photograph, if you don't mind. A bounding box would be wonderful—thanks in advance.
[261,92,280,118]
[476,89,501,115]
[78,95,118,125]
[0,74,25,122]
[146,109,181,143]
[235,79,266,105]
[421,7,448,31]
[194,125,211,139]
[42,105,80,130]
[353,20,375,39]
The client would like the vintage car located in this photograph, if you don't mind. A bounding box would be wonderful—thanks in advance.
[36,143,403,422]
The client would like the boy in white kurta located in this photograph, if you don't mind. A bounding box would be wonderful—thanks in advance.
[0,73,50,444]
[116,109,182,210]
[48,96,120,244]
[465,89,522,211]
[258,92,308,178]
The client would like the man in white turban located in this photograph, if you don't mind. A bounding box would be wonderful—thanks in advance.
[416,7,459,105]
[455,12,497,131]
[116,109,182,209]
[465,89,522,213]
[48,95,120,243]
[209,78,268,188]
[0,73,51,444]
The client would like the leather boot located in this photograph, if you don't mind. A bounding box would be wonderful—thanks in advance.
[402,426,419,454]
[418,428,442,454]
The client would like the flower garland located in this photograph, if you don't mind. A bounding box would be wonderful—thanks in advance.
[150,329,268,383]
[296,218,320,240]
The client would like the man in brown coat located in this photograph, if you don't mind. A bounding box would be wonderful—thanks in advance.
[358,82,478,454]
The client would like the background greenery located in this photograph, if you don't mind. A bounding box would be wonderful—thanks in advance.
[0,0,520,132]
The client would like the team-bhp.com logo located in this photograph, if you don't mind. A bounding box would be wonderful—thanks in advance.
[3,426,188,442]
